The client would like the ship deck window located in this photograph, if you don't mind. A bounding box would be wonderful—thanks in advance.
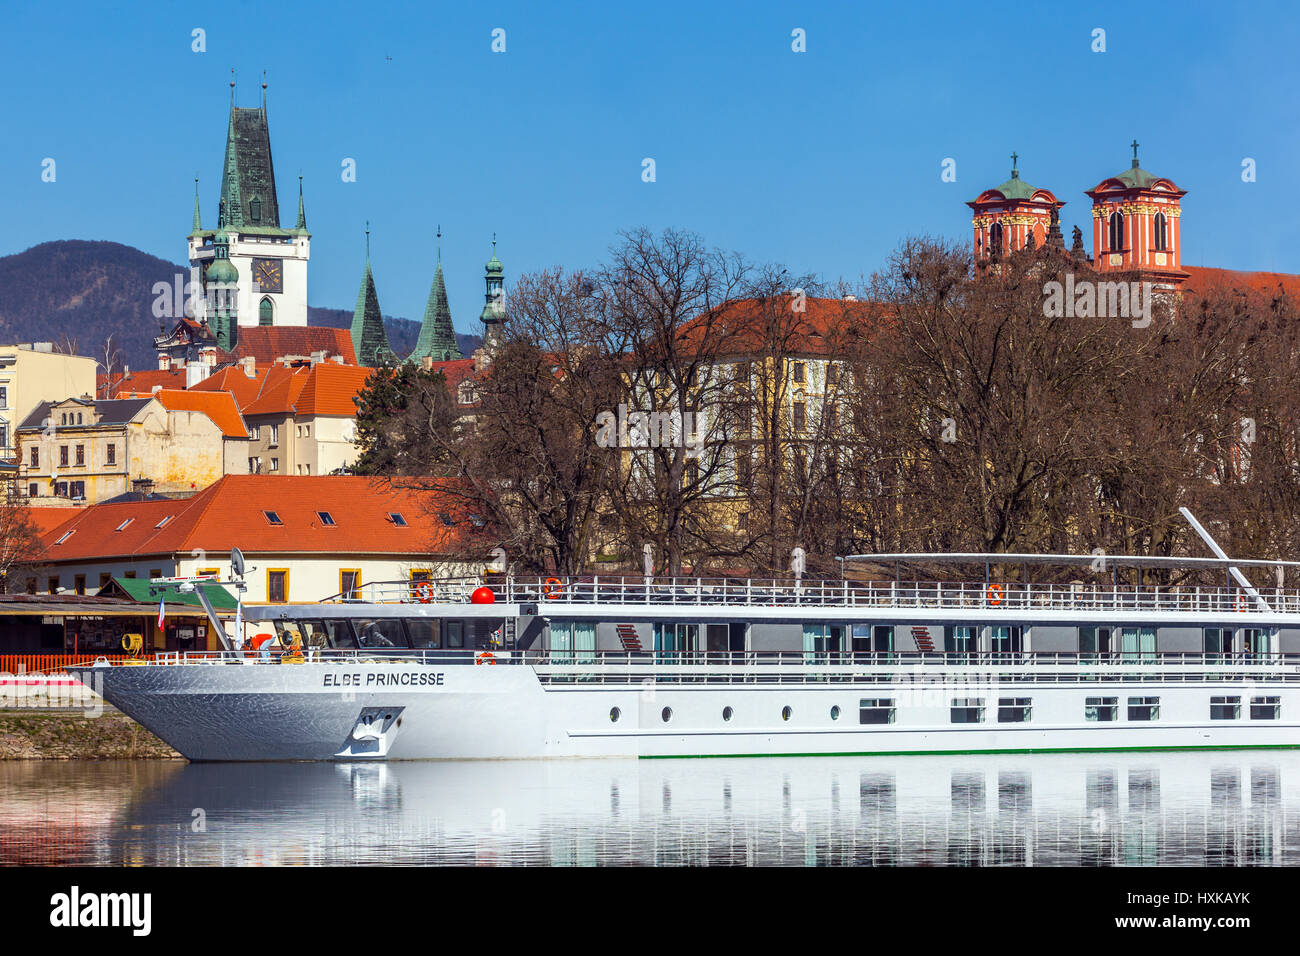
[830,705,841,720]
[951,698,984,724]
[1128,696,1160,721]
[1251,696,1281,720]
[722,706,734,721]
[353,618,409,649]
[1211,696,1241,720]
[406,619,441,648]
[1085,696,1118,721]
[859,698,895,724]
[997,698,1031,723]
[781,706,793,721]
[661,706,672,723]
[299,619,356,648]
[610,707,621,723]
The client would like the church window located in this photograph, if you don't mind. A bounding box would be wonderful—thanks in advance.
[259,297,274,326]
[1108,211,1125,252]
[250,198,262,223]
[1154,212,1168,251]
[990,222,1003,257]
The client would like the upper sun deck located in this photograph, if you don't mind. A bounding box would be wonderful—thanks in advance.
[269,549,1300,625]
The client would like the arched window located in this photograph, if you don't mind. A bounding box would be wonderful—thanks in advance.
[1154,212,1167,252]
[1108,211,1125,252]
[259,297,274,326]
[990,222,1003,257]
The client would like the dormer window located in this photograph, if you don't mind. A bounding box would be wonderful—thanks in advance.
[1154,212,1168,252]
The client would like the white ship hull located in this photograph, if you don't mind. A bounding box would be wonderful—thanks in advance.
[79,661,1300,761]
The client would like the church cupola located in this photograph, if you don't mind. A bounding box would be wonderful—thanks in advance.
[479,236,505,348]
[1085,140,1188,287]
[207,227,240,351]
[968,154,1062,260]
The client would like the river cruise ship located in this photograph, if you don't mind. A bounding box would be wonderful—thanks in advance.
[75,546,1300,762]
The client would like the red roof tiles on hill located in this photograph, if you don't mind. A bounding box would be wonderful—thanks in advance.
[36,475,490,561]
[1182,266,1300,299]
[151,389,249,439]
[229,327,358,366]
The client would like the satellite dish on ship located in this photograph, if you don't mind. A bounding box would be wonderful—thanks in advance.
[230,547,246,579]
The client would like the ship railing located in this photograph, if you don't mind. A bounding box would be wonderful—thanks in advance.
[321,575,1300,616]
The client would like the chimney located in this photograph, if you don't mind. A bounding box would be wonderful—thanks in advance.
[131,477,155,496]
[239,356,257,378]
[185,360,206,388]
[843,293,858,301]
[159,355,171,371]
[152,385,162,396]
[310,349,326,366]
[331,355,344,364]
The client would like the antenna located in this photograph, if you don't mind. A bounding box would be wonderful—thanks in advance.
[1178,507,1269,611]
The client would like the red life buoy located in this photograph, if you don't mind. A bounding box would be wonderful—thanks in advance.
[1236,592,1247,613]
[543,577,563,600]
[414,581,434,604]
[476,651,497,665]
[987,583,1003,606]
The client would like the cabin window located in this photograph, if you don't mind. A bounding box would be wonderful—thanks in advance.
[267,569,288,603]
[1203,627,1228,662]
[299,619,356,649]
[950,625,976,661]
[781,706,793,722]
[1243,628,1272,657]
[406,619,441,648]
[1210,696,1241,720]
[353,618,408,648]
[803,623,846,661]
[446,621,465,649]
[550,620,594,663]
[610,707,621,723]
[1119,627,1156,663]
[1251,696,1281,720]
[1128,696,1160,721]
[830,705,841,720]
[859,698,895,724]
[997,698,1031,723]
[1085,696,1118,721]
[990,626,1022,657]
[1154,211,1168,251]
[653,621,699,662]
[851,624,893,654]
[951,698,984,724]
[661,707,673,723]
[722,706,734,721]
[1080,626,1111,658]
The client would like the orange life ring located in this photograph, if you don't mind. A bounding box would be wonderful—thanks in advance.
[414,581,434,604]
[543,577,563,600]
[1236,592,1247,613]
[987,583,1003,606]
[475,651,497,665]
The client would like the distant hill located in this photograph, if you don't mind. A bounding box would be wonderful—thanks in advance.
[0,240,481,369]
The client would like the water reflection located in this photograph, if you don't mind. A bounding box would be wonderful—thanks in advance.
[0,752,1297,866]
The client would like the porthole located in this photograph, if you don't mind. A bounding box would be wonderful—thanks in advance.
[722,706,734,722]
[661,706,673,723]
[782,706,793,722]
[610,707,621,723]
[830,705,841,721]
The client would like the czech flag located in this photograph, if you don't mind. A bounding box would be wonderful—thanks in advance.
[157,597,165,629]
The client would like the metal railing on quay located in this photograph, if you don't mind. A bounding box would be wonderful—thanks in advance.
[318,575,1300,616]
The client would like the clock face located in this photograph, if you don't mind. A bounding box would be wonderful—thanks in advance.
[253,258,284,294]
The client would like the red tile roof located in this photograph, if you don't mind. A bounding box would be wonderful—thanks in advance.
[100,369,187,399]
[189,365,269,411]
[151,389,249,439]
[677,296,874,356]
[295,364,376,417]
[26,507,79,537]
[229,327,358,366]
[1182,266,1300,299]
[427,358,478,390]
[36,475,491,561]
[241,366,309,417]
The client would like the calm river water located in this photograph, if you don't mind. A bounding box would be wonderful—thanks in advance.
[1,752,1297,865]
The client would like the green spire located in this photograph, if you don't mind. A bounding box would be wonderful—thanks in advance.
[295,175,307,232]
[218,101,280,230]
[350,223,396,367]
[480,235,506,342]
[190,177,202,236]
[411,225,462,363]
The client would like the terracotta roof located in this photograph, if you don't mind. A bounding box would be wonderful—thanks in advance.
[151,389,249,439]
[1182,266,1300,299]
[27,507,79,538]
[36,475,491,562]
[190,365,269,411]
[427,358,478,390]
[228,327,358,366]
[100,369,187,399]
[295,364,375,417]
[677,296,874,357]
[241,365,309,417]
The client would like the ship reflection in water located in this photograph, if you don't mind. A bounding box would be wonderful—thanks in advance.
[1,752,1297,866]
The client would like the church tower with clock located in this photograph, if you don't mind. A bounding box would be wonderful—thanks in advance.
[188,80,310,344]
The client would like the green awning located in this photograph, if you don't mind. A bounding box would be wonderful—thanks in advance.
[98,577,239,611]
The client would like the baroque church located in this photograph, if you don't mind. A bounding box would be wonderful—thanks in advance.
[157,83,500,379]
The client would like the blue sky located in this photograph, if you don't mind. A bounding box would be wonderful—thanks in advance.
[4,0,1298,334]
